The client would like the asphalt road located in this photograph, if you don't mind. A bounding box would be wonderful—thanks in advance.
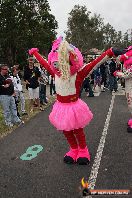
[0,89,131,198]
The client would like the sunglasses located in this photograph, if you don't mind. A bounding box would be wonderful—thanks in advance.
[2,68,8,70]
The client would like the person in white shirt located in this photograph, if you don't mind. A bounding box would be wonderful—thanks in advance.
[39,66,48,106]
[11,65,27,116]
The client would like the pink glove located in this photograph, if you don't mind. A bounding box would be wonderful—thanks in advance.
[113,71,118,77]
[29,48,39,55]
[113,70,124,77]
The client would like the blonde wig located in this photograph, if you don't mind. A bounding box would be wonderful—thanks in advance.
[58,40,74,80]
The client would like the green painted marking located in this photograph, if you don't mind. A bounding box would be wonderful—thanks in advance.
[20,145,43,161]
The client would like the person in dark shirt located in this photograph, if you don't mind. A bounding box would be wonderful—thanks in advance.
[24,59,41,112]
[79,59,94,97]
[24,60,34,90]
[93,67,101,92]
[0,64,22,127]
[100,63,107,91]
[109,58,118,92]
[24,59,41,89]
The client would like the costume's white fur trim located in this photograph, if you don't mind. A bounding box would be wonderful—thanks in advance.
[55,74,77,96]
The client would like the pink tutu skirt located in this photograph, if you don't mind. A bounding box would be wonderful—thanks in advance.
[49,99,93,131]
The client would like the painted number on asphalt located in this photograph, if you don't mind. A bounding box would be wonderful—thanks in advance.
[20,145,43,160]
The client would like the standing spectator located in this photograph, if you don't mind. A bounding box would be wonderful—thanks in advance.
[11,65,27,116]
[93,67,101,92]
[79,58,94,97]
[24,58,41,112]
[49,75,56,96]
[109,58,118,92]
[116,62,125,89]
[120,63,125,89]
[24,58,34,90]
[0,64,22,127]
[100,63,107,91]
[104,61,110,89]
[80,76,94,97]
[39,67,48,107]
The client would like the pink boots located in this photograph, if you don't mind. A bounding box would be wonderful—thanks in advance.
[64,147,90,165]
[63,128,90,165]
[76,147,90,165]
[127,119,132,133]
[64,148,78,164]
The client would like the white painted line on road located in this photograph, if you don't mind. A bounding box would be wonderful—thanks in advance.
[94,92,101,96]
[88,94,116,189]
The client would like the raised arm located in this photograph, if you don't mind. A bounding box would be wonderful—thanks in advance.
[78,47,129,80]
[78,48,114,79]
[29,48,55,77]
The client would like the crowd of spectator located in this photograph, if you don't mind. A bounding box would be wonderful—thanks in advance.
[0,58,56,127]
[80,57,125,97]
[0,64,23,127]
[24,57,56,112]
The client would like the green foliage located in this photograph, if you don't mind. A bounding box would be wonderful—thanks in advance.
[65,5,131,52]
[65,5,106,52]
[0,0,58,67]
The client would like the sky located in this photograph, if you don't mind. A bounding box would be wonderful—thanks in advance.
[48,0,132,37]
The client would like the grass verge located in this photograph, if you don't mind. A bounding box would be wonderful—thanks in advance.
[0,96,55,139]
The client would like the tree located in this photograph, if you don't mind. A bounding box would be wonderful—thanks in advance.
[0,0,58,66]
[65,5,105,52]
[102,23,117,49]
[122,29,132,47]
[114,31,124,48]
[65,5,130,52]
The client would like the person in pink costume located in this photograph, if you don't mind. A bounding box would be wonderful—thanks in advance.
[114,46,132,132]
[29,37,127,165]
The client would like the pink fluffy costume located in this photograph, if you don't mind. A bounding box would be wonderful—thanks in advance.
[114,46,132,132]
[29,37,125,165]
